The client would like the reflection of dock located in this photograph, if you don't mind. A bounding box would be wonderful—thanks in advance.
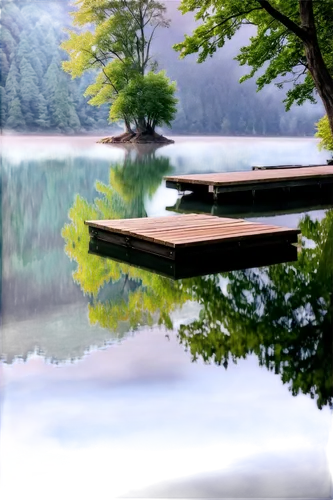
[89,238,298,280]
[167,193,333,219]
[164,166,333,202]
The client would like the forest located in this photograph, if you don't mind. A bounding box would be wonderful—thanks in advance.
[0,0,323,136]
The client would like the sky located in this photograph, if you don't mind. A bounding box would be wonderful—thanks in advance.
[1,133,332,500]
[0,326,332,499]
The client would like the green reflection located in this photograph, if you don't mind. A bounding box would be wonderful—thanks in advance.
[178,210,333,409]
[1,149,119,363]
[62,145,190,332]
[63,149,332,408]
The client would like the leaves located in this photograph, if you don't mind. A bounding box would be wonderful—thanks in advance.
[174,0,333,112]
[62,0,175,131]
[316,115,333,152]
[109,71,178,128]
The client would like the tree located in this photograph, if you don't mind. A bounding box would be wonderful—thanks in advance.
[174,0,333,143]
[108,70,177,134]
[62,0,177,137]
[316,115,333,153]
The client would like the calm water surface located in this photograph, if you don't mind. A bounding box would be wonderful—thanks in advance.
[0,136,332,499]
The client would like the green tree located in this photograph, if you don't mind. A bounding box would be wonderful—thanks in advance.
[316,115,333,152]
[108,71,177,133]
[6,97,25,130]
[62,0,177,135]
[174,0,333,143]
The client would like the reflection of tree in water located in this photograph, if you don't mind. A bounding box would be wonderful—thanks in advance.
[63,151,332,408]
[62,145,189,334]
[178,210,333,409]
[2,152,148,365]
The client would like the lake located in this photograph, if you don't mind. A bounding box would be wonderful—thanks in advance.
[0,135,332,499]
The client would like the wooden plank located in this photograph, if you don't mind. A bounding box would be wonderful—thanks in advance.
[86,214,230,232]
[99,213,214,224]
[87,214,236,230]
[161,228,298,246]
[88,216,285,244]
[164,165,333,188]
[161,224,289,239]
[125,219,248,234]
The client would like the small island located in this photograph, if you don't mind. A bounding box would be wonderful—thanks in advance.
[98,130,174,145]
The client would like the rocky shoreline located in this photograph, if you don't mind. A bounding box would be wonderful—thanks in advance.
[98,131,174,144]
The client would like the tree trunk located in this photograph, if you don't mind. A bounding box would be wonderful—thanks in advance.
[299,0,333,137]
[304,43,333,136]
[124,117,134,134]
[136,117,148,133]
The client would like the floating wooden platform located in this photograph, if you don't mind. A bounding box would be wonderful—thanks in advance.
[165,166,333,201]
[89,238,298,280]
[85,214,300,261]
[252,164,326,170]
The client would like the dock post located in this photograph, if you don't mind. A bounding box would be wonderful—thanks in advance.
[208,184,218,201]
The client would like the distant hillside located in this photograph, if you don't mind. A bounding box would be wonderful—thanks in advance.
[0,0,323,136]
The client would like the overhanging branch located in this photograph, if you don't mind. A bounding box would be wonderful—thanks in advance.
[256,0,307,42]
[199,6,263,39]
[81,48,119,94]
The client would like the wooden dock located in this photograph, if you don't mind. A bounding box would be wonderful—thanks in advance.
[85,214,300,261]
[164,165,333,201]
[252,164,326,170]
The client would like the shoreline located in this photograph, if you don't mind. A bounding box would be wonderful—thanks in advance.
[0,131,320,142]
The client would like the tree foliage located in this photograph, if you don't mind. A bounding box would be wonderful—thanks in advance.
[62,0,177,133]
[1,0,323,136]
[316,115,333,152]
[109,71,177,130]
[174,0,333,142]
[0,0,110,133]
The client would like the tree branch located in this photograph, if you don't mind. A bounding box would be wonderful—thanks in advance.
[275,66,307,86]
[135,34,141,70]
[144,23,160,67]
[199,6,263,39]
[100,48,125,64]
[256,0,307,42]
[81,48,119,94]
